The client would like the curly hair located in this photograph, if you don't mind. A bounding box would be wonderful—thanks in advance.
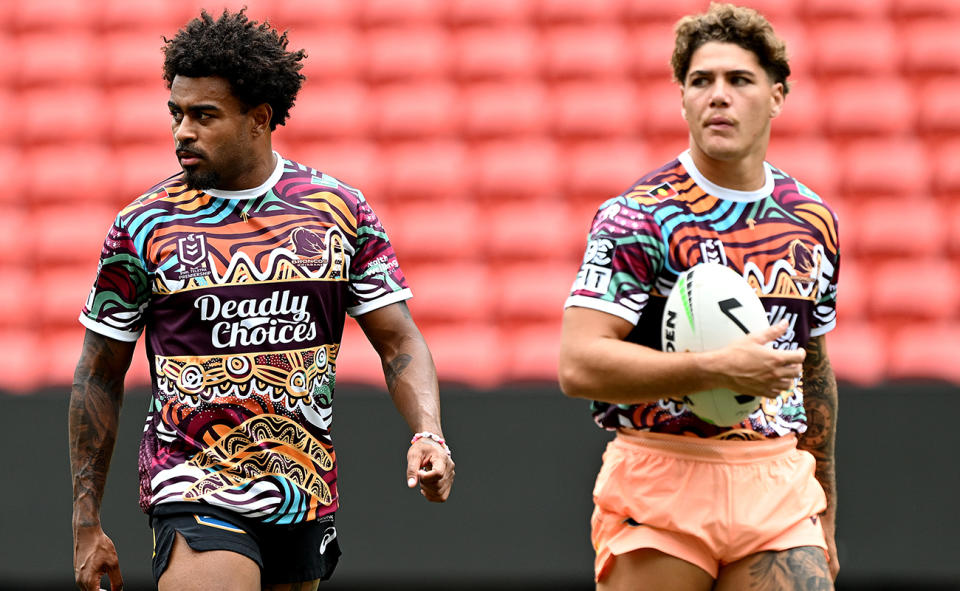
[162,9,306,129]
[671,3,791,95]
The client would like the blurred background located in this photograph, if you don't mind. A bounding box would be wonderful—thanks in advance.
[1,0,958,589]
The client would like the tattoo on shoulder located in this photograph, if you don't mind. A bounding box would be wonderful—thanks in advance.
[384,353,413,392]
[746,547,832,591]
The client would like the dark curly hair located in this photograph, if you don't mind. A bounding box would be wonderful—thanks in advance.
[672,3,791,95]
[162,8,306,129]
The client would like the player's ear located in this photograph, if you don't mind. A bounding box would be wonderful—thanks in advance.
[679,83,690,122]
[250,103,273,136]
[769,81,785,119]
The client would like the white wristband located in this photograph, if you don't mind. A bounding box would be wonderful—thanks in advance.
[410,431,451,456]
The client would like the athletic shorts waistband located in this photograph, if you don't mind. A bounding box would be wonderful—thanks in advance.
[614,429,798,464]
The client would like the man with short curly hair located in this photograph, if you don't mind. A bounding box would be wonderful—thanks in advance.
[560,3,839,589]
[69,10,454,591]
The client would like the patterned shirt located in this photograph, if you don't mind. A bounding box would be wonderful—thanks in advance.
[80,154,411,524]
[565,151,840,439]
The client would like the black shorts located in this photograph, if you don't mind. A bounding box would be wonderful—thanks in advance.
[150,502,340,585]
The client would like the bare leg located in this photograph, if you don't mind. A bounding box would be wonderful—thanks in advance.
[714,546,833,591]
[598,549,714,591]
[158,532,260,591]
[264,581,321,591]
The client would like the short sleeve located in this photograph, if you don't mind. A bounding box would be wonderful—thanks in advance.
[346,199,411,316]
[810,206,840,337]
[564,198,666,325]
[79,215,151,342]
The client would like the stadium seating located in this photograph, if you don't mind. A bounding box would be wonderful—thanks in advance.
[3,0,960,390]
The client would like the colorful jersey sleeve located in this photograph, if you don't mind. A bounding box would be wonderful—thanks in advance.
[794,181,840,337]
[564,197,666,325]
[79,214,151,342]
[346,197,411,316]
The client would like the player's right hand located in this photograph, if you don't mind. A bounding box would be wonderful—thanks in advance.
[712,320,806,399]
[73,525,123,591]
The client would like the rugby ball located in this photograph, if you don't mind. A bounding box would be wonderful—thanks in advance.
[661,263,769,426]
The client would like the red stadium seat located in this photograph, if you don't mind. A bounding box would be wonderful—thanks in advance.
[453,27,540,81]
[0,330,44,392]
[402,262,493,323]
[363,27,451,83]
[35,267,100,330]
[852,199,946,258]
[23,144,114,204]
[892,0,960,20]
[835,258,867,322]
[623,0,708,23]
[385,200,481,262]
[460,82,549,138]
[500,321,563,383]
[285,141,384,198]
[0,35,15,83]
[887,322,960,382]
[484,200,579,261]
[472,140,562,201]
[810,21,901,77]
[771,78,824,137]
[0,146,25,203]
[822,77,916,137]
[0,206,30,267]
[295,29,364,83]
[932,139,960,196]
[550,81,639,139]
[949,204,960,255]
[11,0,101,32]
[416,322,503,387]
[774,23,814,77]
[493,263,574,321]
[640,81,687,138]
[841,139,930,197]
[15,32,101,87]
[283,84,371,140]
[270,0,359,29]
[535,0,626,23]
[868,258,959,320]
[32,206,117,267]
[628,24,678,80]
[825,321,886,386]
[542,25,630,80]
[107,86,174,145]
[113,144,180,203]
[917,79,960,136]
[381,141,470,202]
[357,0,446,26]
[902,21,960,76]
[22,86,105,145]
[101,0,184,32]
[802,0,893,20]
[371,83,458,139]
[0,267,32,330]
[732,0,804,21]
[563,140,649,204]
[447,0,535,26]
[102,33,167,86]
[765,138,841,198]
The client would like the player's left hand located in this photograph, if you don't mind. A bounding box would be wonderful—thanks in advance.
[406,439,455,502]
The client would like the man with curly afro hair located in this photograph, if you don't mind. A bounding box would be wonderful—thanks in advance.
[70,9,454,591]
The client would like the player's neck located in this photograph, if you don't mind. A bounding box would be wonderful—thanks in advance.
[221,146,277,191]
[687,144,767,192]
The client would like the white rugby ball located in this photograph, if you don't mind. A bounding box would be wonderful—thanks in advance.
[661,263,769,426]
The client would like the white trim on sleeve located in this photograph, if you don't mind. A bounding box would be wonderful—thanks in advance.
[809,321,836,338]
[347,288,413,317]
[78,314,142,342]
[564,295,641,325]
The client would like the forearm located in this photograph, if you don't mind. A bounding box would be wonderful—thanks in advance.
[69,333,130,529]
[796,336,838,522]
[559,335,722,404]
[380,331,442,435]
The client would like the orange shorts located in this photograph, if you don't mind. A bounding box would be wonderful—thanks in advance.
[591,429,827,580]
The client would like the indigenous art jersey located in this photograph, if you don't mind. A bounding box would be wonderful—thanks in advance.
[80,154,411,524]
[565,151,840,439]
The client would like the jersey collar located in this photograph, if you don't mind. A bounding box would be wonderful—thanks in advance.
[678,149,774,203]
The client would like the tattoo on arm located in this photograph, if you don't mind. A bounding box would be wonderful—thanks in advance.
[798,336,838,517]
[384,353,413,393]
[69,333,130,527]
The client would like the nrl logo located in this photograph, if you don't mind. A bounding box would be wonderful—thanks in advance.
[178,233,211,279]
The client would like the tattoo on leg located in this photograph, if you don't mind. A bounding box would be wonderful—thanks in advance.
[384,353,412,392]
[747,547,832,591]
